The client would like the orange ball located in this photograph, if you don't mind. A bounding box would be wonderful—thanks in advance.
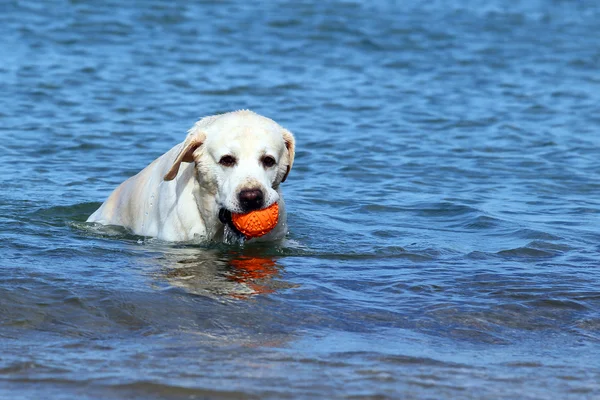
[231,202,279,238]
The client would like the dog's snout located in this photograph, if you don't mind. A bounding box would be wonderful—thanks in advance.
[238,189,264,211]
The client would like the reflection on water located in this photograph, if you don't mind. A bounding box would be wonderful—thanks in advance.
[72,217,299,299]
[228,256,280,297]
[153,246,295,299]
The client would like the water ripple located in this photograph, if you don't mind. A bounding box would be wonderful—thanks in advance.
[1,0,600,399]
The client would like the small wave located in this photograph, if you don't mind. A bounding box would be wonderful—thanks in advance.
[31,203,100,225]
[513,229,562,241]
[528,298,588,311]
[496,247,556,259]
[107,381,260,400]
[411,201,479,218]
[0,361,71,375]
[70,221,150,243]
[463,215,504,230]
[374,354,468,368]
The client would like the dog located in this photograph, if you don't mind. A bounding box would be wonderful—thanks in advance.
[87,110,295,242]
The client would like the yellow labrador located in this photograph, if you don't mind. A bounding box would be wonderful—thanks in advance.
[87,110,295,242]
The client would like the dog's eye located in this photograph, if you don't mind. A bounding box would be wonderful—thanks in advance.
[219,155,236,167]
[262,156,276,168]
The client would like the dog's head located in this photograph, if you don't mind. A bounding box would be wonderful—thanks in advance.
[164,110,295,216]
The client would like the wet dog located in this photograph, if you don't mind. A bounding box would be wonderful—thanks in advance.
[87,110,295,242]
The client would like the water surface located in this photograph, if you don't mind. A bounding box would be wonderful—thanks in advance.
[1,0,600,398]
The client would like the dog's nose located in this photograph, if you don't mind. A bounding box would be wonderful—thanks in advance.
[238,189,264,211]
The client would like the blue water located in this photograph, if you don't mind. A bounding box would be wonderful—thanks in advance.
[1,0,600,398]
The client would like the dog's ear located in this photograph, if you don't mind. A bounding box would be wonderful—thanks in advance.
[281,129,295,183]
[164,132,206,181]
